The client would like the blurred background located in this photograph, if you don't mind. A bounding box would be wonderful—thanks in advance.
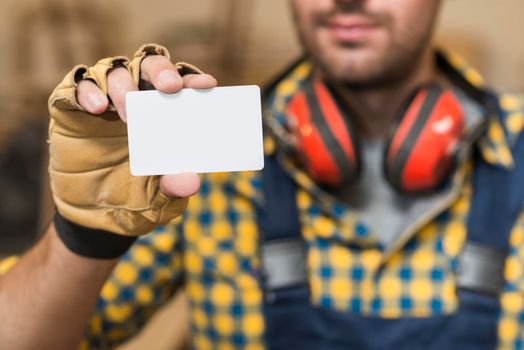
[0,0,523,349]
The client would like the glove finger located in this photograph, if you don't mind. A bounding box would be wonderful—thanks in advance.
[129,43,171,87]
[175,62,204,75]
[76,79,109,115]
[107,66,139,122]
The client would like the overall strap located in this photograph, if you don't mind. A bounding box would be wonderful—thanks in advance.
[258,156,300,241]
[258,155,306,291]
[458,96,524,295]
[466,155,520,250]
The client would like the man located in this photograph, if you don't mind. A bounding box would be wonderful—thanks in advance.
[2,0,524,349]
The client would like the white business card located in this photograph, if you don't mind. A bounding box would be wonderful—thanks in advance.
[126,85,264,176]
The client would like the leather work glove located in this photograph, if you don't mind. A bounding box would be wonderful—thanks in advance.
[48,44,216,239]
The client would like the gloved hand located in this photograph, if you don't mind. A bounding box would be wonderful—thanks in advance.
[48,43,217,238]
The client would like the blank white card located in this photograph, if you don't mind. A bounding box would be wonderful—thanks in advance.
[126,86,264,176]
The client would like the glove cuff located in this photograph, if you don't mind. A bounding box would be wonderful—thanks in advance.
[54,211,137,259]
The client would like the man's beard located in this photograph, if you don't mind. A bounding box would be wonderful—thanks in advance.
[313,38,432,90]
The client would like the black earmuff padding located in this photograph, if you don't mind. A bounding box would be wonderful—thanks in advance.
[383,84,444,193]
[303,80,360,184]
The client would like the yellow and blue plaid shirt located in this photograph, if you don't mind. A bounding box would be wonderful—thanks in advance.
[2,52,524,349]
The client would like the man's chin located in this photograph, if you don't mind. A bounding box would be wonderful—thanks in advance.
[318,46,380,74]
[318,59,383,85]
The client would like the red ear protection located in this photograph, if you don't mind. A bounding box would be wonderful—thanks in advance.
[384,84,464,193]
[287,80,360,187]
[285,80,464,193]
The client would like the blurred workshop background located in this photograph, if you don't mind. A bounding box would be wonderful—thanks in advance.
[0,0,523,349]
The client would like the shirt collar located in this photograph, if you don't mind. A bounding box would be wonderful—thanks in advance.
[443,50,515,170]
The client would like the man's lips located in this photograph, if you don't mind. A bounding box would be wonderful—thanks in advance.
[325,16,379,43]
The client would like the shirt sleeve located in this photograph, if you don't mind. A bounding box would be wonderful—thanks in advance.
[79,220,186,349]
[498,210,524,350]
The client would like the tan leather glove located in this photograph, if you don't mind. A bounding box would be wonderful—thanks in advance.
[48,44,203,236]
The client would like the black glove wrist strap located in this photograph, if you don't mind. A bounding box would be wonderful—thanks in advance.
[53,211,137,259]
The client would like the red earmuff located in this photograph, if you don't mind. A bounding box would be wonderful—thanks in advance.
[384,84,464,193]
[285,80,464,193]
[286,80,360,187]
